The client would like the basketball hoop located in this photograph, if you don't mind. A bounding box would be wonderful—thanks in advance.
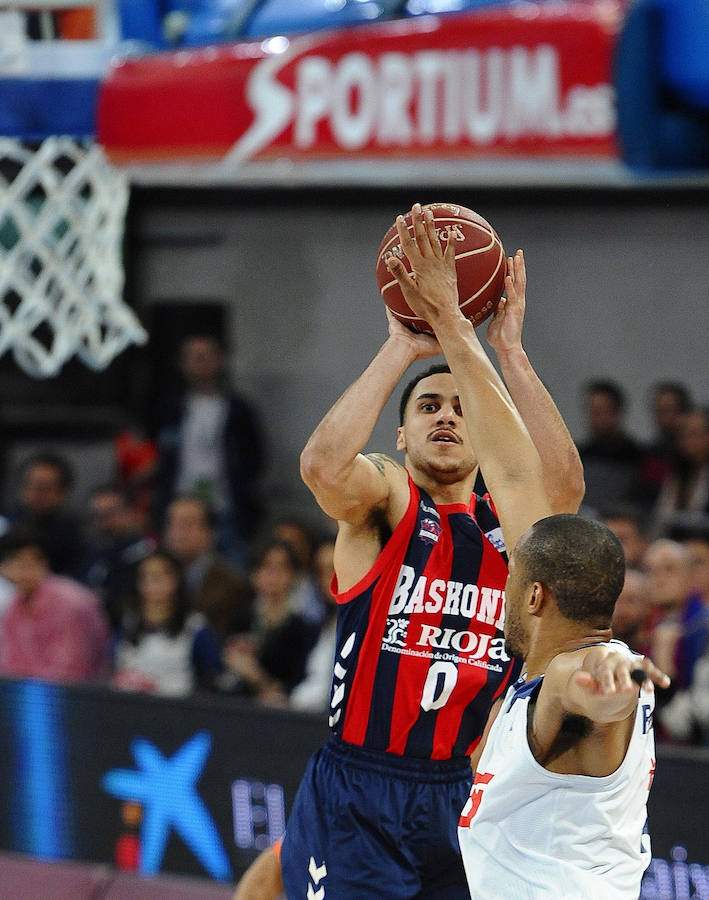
[0,136,147,378]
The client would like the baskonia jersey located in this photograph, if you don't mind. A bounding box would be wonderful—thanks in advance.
[329,474,518,761]
[458,644,656,899]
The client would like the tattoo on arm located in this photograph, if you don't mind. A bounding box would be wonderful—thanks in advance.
[366,453,403,478]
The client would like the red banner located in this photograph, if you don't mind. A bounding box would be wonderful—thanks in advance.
[97,1,623,166]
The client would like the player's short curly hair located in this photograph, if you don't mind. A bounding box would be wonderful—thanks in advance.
[399,364,452,425]
[515,514,625,626]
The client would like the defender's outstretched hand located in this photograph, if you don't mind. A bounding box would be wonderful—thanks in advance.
[572,649,671,697]
[386,203,462,329]
[487,249,526,353]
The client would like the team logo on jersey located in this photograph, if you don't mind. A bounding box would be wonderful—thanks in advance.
[419,502,440,519]
[419,518,442,544]
[383,618,409,647]
[484,526,506,553]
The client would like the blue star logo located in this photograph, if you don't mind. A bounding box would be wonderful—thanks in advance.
[102,731,232,880]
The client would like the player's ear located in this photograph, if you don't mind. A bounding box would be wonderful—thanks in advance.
[396,426,407,451]
[528,582,546,617]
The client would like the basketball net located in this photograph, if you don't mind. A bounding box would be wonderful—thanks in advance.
[0,136,147,378]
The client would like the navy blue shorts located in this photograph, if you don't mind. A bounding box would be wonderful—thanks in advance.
[281,736,472,899]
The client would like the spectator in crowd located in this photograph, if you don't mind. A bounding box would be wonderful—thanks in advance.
[155,334,267,564]
[600,503,649,569]
[659,528,709,744]
[163,494,253,640]
[224,539,319,705]
[651,382,694,452]
[638,382,693,507]
[113,416,159,524]
[112,550,223,697]
[289,538,337,714]
[272,515,327,626]
[652,406,709,537]
[0,526,109,683]
[80,483,157,633]
[611,567,651,652]
[684,526,709,603]
[660,647,709,745]
[576,380,645,514]
[642,539,709,701]
[4,452,85,576]
[0,559,15,626]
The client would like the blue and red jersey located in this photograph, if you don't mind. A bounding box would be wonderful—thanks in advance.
[329,474,519,761]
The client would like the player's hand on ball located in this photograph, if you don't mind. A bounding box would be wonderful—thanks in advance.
[385,308,442,359]
[386,204,461,329]
[487,249,527,354]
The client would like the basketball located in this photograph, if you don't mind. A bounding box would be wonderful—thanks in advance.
[375,202,506,333]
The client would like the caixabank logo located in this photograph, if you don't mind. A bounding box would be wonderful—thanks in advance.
[102,731,232,880]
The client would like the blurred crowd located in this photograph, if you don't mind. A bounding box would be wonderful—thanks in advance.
[0,340,707,744]
[579,378,709,745]
[0,334,338,718]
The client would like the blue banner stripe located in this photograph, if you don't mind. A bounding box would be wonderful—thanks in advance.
[13,680,73,858]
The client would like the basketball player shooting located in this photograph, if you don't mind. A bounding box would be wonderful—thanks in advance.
[386,205,669,898]
[262,203,585,899]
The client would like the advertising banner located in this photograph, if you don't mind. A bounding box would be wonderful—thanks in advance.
[1,676,706,894]
[0,678,327,883]
[98,1,622,174]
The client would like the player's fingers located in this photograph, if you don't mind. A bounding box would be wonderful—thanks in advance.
[387,254,409,282]
[634,658,671,691]
[424,209,443,258]
[504,272,516,303]
[513,250,526,294]
[572,670,595,691]
[384,306,402,328]
[613,663,634,692]
[411,203,431,255]
[442,231,456,267]
[597,665,616,694]
[395,214,417,261]
[387,256,418,299]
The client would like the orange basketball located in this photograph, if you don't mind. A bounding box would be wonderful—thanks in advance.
[375,202,506,333]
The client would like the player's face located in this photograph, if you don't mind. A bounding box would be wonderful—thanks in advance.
[503,548,528,659]
[397,373,477,483]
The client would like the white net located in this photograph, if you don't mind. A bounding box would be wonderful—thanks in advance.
[0,136,147,378]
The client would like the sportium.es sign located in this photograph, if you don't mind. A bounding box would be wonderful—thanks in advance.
[98,1,622,166]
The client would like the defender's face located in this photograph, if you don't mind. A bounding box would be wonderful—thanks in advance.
[503,548,528,660]
[397,373,477,481]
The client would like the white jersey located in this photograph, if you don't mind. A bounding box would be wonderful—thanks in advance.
[458,645,655,900]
